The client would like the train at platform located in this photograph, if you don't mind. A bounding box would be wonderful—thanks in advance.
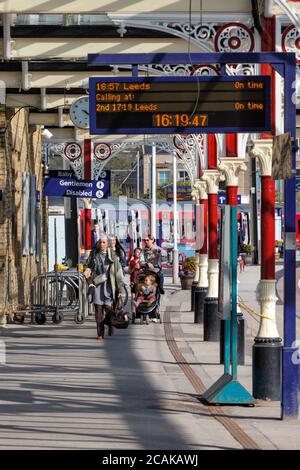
[78,197,253,263]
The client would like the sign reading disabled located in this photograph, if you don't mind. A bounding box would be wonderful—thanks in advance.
[43,178,109,199]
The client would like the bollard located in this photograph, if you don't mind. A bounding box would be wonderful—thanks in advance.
[203,297,220,341]
[194,287,207,324]
[252,338,281,400]
[191,281,197,311]
[220,314,245,365]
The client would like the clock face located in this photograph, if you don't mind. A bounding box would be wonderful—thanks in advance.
[69,96,90,129]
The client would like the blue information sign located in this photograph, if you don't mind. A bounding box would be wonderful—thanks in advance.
[218,191,241,205]
[43,178,109,199]
[89,76,271,135]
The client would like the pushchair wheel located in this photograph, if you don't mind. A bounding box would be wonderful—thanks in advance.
[35,312,46,325]
[52,312,63,324]
[144,314,149,325]
[74,313,85,324]
[14,313,25,324]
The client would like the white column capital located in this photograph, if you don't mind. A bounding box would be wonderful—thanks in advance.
[249,139,273,177]
[192,179,208,201]
[191,187,200,205]
[201,169,225,194]
[218,157,247,187]
[83,198,92,209]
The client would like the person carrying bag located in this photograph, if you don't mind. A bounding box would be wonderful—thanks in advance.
[85,234,125,340]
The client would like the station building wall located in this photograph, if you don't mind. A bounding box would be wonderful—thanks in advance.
[0,106,48,314]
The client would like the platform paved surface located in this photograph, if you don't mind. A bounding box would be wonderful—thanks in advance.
[0,269,299,450]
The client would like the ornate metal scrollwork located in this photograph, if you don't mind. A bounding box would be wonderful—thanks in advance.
[282,24,300,63]
[214,22,255,53]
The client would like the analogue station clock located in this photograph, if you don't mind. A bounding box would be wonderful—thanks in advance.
[69,96,90,129]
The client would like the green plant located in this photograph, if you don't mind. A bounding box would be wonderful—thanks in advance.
[241,244,252,254]
[181,256,196,274]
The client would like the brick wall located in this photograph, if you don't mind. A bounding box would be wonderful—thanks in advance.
[0,107,48,312]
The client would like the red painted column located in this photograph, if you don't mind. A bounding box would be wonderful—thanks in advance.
[207,134,218,169]
[226,186,238,207]
[226,134,238,157]
[261,16,276,137]
[84,138,92,253]
[261,176,275,280]
[200,198,208,255]
[208,193,218,260]
[207,134,218,260]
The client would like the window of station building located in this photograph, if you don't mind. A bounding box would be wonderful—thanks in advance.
[178,170,189,182]
[158,170,171,186]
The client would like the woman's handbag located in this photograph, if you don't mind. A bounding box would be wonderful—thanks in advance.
[107,298,129,329]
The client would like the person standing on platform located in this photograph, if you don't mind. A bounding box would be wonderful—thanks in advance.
[108,234,127,274]
[87,234,124,340]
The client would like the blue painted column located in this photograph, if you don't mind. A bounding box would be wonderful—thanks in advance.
[282,56,299,419]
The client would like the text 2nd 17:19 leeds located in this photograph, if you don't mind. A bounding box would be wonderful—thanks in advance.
[96,103,158,112]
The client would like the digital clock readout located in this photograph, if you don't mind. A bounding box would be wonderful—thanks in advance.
[153,113,208,127]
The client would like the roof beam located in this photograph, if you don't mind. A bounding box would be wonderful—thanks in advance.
[0,0,251,14]
[1,25,174,38]
[0,69,133,91]
[3,36,200,60]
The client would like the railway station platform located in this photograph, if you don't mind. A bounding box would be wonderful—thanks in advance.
[0,270,299,451]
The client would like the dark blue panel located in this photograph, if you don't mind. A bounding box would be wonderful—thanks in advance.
[43,178,109,199]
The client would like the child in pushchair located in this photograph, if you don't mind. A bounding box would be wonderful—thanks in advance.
[132,269,162,324]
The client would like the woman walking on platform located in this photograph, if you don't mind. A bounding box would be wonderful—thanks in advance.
[87,234,125,340]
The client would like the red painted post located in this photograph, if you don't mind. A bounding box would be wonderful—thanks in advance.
[208,193,218,260]
[207,134,218,169]
[261,175,275,280]
[200,198,208,255]
[84,138,92,253]
[226,186,238,207]
[226,134,238,157]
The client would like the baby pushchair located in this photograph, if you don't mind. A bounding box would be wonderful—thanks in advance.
[131,269,162,324]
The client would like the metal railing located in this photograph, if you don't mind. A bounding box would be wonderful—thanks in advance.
[26,270,89,324]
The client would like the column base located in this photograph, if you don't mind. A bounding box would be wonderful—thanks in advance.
[253,337,282,400]
[191,281,198,312]
[194,287,207,324]
[203,297,220,342]
[281,347,299,419]
[220,314,245,365]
